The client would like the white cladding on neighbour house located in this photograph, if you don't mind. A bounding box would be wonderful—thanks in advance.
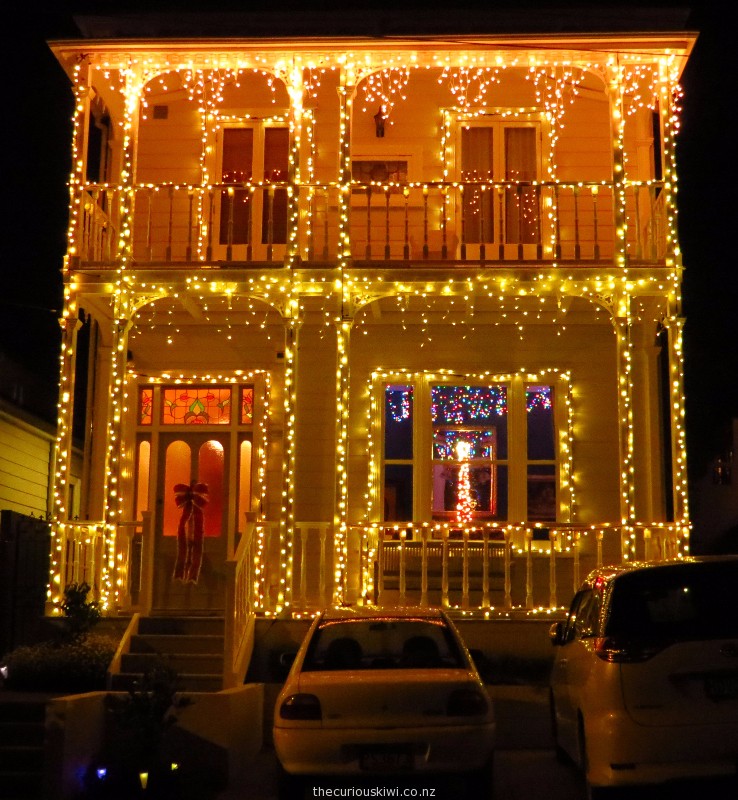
[46,12,696,624]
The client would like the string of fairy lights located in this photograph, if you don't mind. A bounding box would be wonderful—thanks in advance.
[48,39,691,612]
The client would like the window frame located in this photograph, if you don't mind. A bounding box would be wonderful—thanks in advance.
[375,371,569,530]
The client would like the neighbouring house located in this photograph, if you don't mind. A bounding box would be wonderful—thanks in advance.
[45,10,696,655]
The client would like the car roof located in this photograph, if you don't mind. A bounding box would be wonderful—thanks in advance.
[318,606,449,621]
[584,555,738,589]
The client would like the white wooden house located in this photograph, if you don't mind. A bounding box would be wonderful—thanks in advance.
[46,11,695,668]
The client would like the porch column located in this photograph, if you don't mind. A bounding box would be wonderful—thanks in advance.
[608,62,628,269]
[279,314,301,612]
[663,315,689,528]
[331,72,356,604]
[65,59,92,268]
[333,315,353,604]
[285,65,304,264]
[100,309,133,611]
[48,312,81,608]
[630,321,664,524]
[613,297,637,560]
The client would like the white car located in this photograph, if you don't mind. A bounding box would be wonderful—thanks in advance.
[549,557,738,797]
[273,606,495,798]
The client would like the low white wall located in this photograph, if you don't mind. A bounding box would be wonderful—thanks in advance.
[45,683,264,799]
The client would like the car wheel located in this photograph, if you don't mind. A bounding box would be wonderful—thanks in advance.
[578,718,620,800]
[465,753,495,799]
[549,690,568,764]
[276,761,304,800]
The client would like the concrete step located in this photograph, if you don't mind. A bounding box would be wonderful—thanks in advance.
[121,651,224,675]
[139,615,225,636]
[130,633,224,655]
[110,671,223,693]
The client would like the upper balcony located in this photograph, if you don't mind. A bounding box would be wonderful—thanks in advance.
[71,177,669,271]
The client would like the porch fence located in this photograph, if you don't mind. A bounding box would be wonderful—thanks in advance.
[51,519,686,617]
[70,180,668,268]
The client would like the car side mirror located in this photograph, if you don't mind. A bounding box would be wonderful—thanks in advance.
[549,621,566,646]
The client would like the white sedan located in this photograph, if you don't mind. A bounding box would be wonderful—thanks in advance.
[273,607,495,797]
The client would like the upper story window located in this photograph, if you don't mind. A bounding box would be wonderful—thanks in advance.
[459,118,541,247]
[219,125,289,247]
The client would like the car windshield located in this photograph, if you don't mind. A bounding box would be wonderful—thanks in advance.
[605,561,738,642]
[301,617,466,671]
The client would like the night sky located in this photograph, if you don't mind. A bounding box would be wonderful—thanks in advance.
[3,1,733,482]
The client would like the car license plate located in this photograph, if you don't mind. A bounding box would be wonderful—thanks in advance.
[705,672,738,702]
[359,746,413,771]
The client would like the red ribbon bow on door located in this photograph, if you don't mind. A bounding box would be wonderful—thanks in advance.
[172,481,209,583]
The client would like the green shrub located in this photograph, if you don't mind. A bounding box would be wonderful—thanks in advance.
[60,582,102,643]
[3,633,118,693]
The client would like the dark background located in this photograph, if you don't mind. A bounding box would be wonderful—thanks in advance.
[2,1,733,483]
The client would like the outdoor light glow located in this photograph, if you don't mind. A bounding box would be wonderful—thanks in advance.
[47,29,691,617]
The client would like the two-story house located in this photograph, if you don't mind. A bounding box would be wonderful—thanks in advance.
[46,11,695,663]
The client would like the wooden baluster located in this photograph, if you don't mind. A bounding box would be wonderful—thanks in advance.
[266,186,274,262]
[573,530,581,593]
[307,190,314,261]
[525,529,534,609]
[516,184,524,260]
[422,186,429,259]
[376,534,385,606]
[319,525,328,608]
[403,186,410,260]
[384,186,391,260]
[535,184,543,260]
[596,528,604,568]
[461,529,470,609]
[299,525,308,610]
[634,185,642,260]
[226,186,235,262]
[504,528,513,610]
[554,184,562,259]
[186,189,194,262]
[592,186,600,260]
[573,185,581,260]
[365,186,372,260]
[441,187,448,259]
[206,188,214,262]
[549,529,558,609]
[460,184,466,261]
[441,530,449,608]
[420,527,429,607]
[479,185,486,263]
[482,529,490,609]
[497,186,505,260]
[166,185,174,262]
[323,188,330,260]
[399,531,407,606]
[246,186,254,262]
[145,188,153,263]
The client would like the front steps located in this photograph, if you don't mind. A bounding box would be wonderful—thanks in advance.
[111,615,225,693]
[0,695,48,799]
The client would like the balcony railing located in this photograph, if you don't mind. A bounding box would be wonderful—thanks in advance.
[71,180,669,269]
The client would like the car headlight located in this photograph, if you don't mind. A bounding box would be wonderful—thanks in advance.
[446,687,488,717]
[279,693,322,720]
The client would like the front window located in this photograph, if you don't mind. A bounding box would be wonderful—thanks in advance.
[380,375,562,527]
